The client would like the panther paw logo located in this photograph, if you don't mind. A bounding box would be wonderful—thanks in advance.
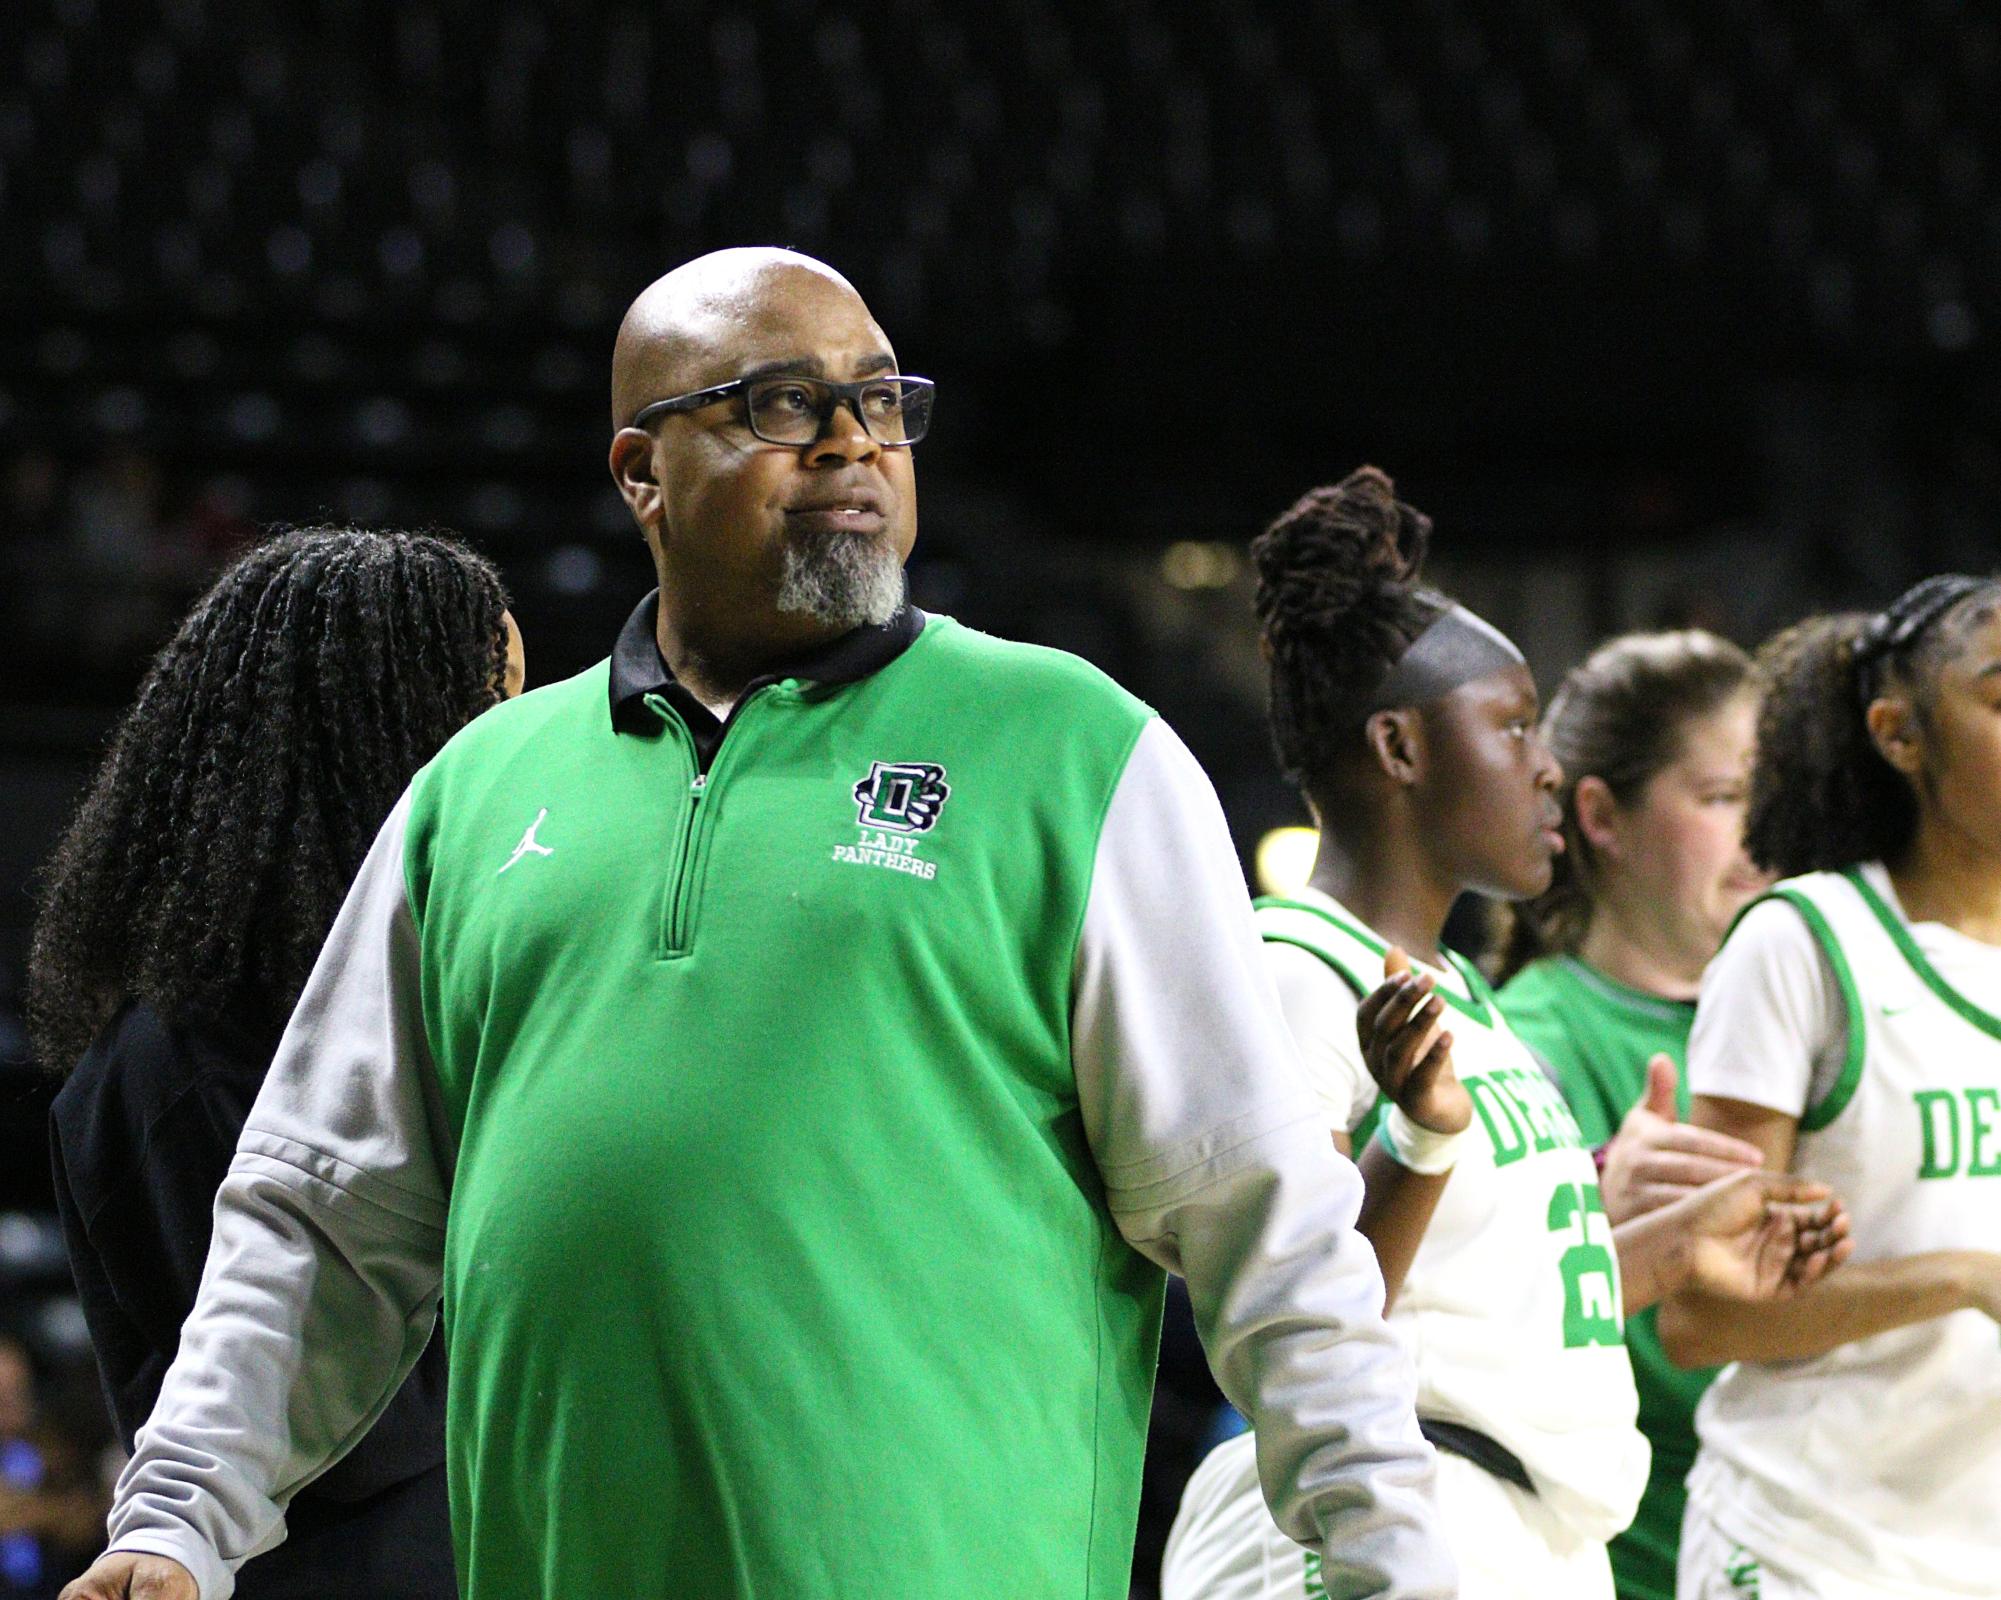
[853,761,951,834]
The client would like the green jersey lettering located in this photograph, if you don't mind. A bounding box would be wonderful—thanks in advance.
[1967,1087,2001,1177]
[1724,1543,1763,1598]
[1548,1181,1623,1348]
[1916,1088,1963,1178]
[1467,1076,1529,1167]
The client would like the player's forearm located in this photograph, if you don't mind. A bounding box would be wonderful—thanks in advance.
[1353,1140,1451,1309]
[1657,1251,1987,1366]
[1609,1201,1701,1314]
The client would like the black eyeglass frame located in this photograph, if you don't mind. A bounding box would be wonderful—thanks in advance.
[630,374,936,446]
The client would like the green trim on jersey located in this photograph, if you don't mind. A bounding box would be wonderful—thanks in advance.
[401,617,1163,1600]
[1742,889,1869,1131]
[1252,896,1495,1024]
[1550,954,1696,1029]
[1257,933,1369,1000]
[1845,867,2001,1042]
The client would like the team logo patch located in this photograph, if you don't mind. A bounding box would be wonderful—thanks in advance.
[851,760,950,833]
[834,761,950,880]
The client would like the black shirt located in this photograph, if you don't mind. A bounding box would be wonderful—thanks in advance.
[49,1002,455,1599]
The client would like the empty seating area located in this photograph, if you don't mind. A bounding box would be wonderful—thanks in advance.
[0,0,1993,687]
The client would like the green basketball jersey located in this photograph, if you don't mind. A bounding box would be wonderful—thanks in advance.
[1500,955,1716,1600]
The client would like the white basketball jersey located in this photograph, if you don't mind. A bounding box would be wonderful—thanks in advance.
[1690,865,2001,1594]
[1254,896,1649,1545]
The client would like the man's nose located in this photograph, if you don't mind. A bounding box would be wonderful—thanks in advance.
[801,399,882,467]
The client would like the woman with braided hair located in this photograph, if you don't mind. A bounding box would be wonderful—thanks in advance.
[1162,469,1849,1600]
[32,527,521,1599]
[1661,576,2001,1600]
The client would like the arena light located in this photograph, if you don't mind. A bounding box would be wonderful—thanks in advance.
[1255,826,1319,898]
[1160,540,1242,590]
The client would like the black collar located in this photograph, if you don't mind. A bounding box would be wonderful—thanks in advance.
[607,589,927,734]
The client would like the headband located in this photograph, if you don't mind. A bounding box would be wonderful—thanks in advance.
[1363,598,1527,715]
[1853,573,2001,708]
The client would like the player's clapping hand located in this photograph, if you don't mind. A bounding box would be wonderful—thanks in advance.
[1355,948,1472,1136]
[58,1552,197,1600]
[1669,1169,1853,1302]
[1599,1055,1766,1224]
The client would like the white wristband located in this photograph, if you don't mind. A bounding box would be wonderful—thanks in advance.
[1375,1105,1470,1175]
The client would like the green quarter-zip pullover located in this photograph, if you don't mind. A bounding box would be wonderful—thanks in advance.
[103,595,1454,1600]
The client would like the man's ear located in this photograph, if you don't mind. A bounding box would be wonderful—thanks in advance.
[1865,695,1924,778]
[1363,708,1423,787]
[609,428,663,535]
[1574,774,1623,858]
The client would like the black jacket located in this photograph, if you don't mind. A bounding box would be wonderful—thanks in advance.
[49,1002,455,1599]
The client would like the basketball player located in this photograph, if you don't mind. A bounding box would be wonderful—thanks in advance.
[1665,576,2001,1600]
[1161,470,1849,1600]
[1499,630,1770,1600]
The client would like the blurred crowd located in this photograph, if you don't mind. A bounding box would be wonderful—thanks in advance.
[0,1332,113,1600]
[4,447,256,694]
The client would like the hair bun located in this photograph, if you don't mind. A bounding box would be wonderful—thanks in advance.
[1252,465,1433,641]
[1251,465,1446,789]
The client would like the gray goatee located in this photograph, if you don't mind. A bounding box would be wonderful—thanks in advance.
[774,532,905,629]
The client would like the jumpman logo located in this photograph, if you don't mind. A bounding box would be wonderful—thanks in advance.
[498,808,554,875]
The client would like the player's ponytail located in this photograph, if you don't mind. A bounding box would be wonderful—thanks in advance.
[1500,630,1753,978]
[1252,466,1441,795]
[1743,612,1915,878]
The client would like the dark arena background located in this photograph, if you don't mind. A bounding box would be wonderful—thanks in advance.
[0,2,1996,1594]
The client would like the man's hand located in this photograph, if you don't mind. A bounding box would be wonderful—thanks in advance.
[1599,1055,1765,1224]
[1671,1169,1853,1302]
[1355,948,1471,1136]
[58,1552,197,1600]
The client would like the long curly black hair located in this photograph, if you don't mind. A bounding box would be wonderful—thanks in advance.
[28,527,511,1074]
[1746,577,2001,878]
[1251,465,1443,798]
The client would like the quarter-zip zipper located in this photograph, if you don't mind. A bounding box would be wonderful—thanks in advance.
[645,686,783,959]
[664,769,707,954]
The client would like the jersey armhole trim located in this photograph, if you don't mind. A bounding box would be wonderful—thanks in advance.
[1843,866,2001,1041]
[1756,888,1867,1133]
[1257,932,1390,1142]
[1253,896,1494,1024]
[1258,932,1369,999]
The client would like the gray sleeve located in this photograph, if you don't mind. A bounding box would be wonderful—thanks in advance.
[1072,718,1453,1600]
[101,789,452,1600]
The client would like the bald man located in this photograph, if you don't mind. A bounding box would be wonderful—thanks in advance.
[63,251,1451,1600]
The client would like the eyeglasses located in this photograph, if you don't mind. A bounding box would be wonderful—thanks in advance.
[631,374,935,447]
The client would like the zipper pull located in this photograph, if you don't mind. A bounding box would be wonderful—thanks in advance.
[690,773,708,798]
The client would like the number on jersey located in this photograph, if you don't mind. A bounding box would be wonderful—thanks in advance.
[1547,1181,1623,1348]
